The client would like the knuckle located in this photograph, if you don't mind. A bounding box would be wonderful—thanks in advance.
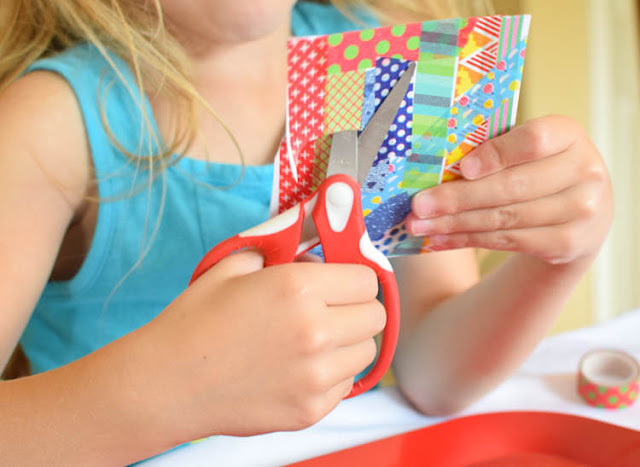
[294,397,327,429]
[482,139,506,171]
[444,233,469,249]
[522,120,552,156]
[488,231,518,251]
[296,322,329,355]
[555,115,584,134]
[277,267,311,301]
[581,162,609,186]
[493,206,520,230]
[574,194,598,220]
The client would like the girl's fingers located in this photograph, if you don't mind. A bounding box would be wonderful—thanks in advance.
[294,377,354,429]
[312,263,379,306]
[325,339,379,386]
[325,378,357,407]
[412,150,581,219]
[459,115,583,180]
[298,339,376,395]
[274,262,378,306]
[402,115,611,265]
[325,301,386,348]
[425,223,585,265]
[407,183,597,237]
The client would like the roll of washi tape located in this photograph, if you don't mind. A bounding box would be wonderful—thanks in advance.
[577,349,639,409]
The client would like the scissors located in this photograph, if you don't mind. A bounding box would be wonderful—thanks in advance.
[189,62,416,398]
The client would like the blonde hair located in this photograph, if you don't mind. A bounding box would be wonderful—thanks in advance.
[0,0,491,172]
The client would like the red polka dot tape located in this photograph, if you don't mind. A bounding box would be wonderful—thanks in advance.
[577,349,639,409]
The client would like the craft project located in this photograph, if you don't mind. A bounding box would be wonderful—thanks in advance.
[272,15,531,256]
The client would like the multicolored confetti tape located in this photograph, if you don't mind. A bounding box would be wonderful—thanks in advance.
[577,349,639,409]
[274,15,531,257]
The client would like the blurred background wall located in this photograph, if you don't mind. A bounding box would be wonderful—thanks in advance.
[483,0,640,333]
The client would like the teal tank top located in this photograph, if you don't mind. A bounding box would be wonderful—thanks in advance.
[20,3,374,373]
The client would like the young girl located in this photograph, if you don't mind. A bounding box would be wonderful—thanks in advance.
[0,0,612,464]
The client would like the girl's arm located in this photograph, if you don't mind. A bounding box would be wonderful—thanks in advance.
[0,71,90,370]
[392,116,613,415]
[0,328,185,464]
[0,71,157,464]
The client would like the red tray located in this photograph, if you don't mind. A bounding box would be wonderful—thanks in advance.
[289,412,640,466]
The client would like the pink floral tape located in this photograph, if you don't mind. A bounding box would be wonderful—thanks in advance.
[577,349,639,409]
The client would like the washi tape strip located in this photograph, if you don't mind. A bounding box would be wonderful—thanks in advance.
[577,349,639,409]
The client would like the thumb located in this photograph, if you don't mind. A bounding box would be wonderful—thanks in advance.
[198,249,265,283]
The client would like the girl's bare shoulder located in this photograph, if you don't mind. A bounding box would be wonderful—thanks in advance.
[0,70,92,212]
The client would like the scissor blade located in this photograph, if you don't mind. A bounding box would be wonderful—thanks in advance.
[327,130,358,179]
[357,61,416,185]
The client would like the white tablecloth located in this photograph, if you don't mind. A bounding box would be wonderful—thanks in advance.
[142,309,640,466]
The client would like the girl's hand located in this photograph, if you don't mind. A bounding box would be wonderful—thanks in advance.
[141,250,385,443]
[405,115,613,265]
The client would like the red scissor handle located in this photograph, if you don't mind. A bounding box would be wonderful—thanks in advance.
[312,174,400,398]
[189,199,311,283]
[189,175,400,399]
